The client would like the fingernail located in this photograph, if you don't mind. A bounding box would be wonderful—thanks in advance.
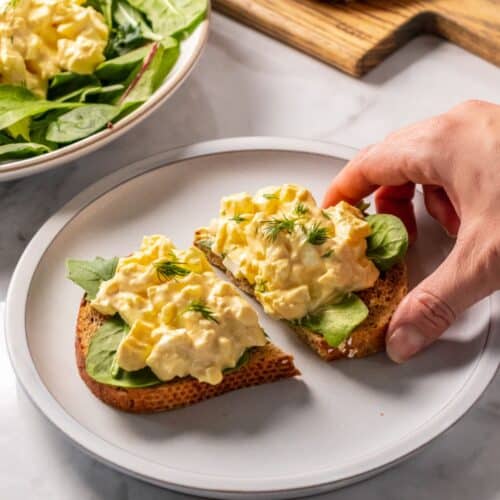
[387,325,427,363]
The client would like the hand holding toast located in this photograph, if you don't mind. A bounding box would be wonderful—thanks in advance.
[323,100,500,363]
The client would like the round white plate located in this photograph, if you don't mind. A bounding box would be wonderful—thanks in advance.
[5,138,499,499]
[0,15,210,182]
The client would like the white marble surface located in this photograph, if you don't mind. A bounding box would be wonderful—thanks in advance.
[1,12,499,500]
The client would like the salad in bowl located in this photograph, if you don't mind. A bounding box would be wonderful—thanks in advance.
[0,0,208,168]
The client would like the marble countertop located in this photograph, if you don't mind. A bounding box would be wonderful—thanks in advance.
[1,12,499,500]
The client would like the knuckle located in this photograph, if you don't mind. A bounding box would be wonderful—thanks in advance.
[479,239,500,291]
[411,289,456,335]
[453,99,490,114]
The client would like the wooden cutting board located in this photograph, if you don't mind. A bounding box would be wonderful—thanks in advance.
[212,0,500,77]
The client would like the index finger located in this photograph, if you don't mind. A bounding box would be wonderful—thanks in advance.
[321,141,432,208]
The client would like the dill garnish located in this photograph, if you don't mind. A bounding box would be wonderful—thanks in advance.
[154,259,190,280]
[294,202,309,216]
[262,215,296,241]
[185,300,219,323]
[197,239,213,251]
[263,193,278,200]
[321,209,331,220]
[255,280,268,293]
[321,249,334,258]
[306,222,329,245]
[229,214,246,223]
[356,200,370,216]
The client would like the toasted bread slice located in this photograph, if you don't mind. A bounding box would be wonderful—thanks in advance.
[76,300,300,413]
[194,229,408,361]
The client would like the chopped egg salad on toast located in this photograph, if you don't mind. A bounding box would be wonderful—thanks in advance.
[68,236,271,387]
[195,184,409,351]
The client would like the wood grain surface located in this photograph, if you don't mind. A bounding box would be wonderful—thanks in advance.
[213,0,500,77]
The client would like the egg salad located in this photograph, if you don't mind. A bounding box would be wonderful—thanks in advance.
[90,235,267,385]
[203,184,380,321]
[0,0,109,96]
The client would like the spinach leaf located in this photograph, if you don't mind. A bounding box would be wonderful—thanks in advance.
[366,214,408,271]
[66,256,118,299]
[46,104,121,143]
[56,85,103,103]
[127,0,207,39]
[48,73,101,100]
[114,101,143,121]
[0,142,50,161]
[7,117,31,141]
[300,294,369,347]
[96,44,150,82]
[81,84,125,103]
[122,38,179,104]
[105,0,162,57]
[86,316,162,388]
[223,348,253,373]
[0,131,14,145]
[30,110,66,149]
[0,85,80,130]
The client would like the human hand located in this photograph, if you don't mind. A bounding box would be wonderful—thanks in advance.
[323,100,500,363]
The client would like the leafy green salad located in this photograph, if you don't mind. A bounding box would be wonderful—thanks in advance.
[0,0,207,162]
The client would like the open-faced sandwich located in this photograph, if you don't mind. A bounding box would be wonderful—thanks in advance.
[67,235,299,413]
[194,184,409,361]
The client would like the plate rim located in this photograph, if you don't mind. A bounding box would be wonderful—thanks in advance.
[5,137,500,499]
[0,10,210,182]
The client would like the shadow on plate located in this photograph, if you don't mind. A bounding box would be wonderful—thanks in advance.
[113,377,310,442]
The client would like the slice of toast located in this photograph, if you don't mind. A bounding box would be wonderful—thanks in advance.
[194,229,408,361]
[76,300,300,413]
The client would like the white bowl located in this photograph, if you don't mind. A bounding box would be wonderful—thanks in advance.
[0,14,210,182]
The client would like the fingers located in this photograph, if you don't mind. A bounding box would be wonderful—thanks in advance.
[322,136,441,209]
[322,146,377,207]
[386,232,491,363]
[423,185,460,237]
[375,184,417,244]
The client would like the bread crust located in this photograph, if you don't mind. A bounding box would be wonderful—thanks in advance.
[76,300,300,413]
[194,229,408,361]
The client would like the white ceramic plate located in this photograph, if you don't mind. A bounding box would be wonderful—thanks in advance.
[0,16,210,182]
[5,138,499,499]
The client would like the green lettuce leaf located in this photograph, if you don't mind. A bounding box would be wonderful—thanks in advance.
[300,294,369,347]
[66,256,118,299]
[86,316,162,388]
[0,85,81,130]
[46,104,121,143]
[0,142,50,161]
[127,0,207,39]
[366,214,408,271]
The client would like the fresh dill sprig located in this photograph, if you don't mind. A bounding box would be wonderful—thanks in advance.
[356,200,370,216]
[154,259,190,280]
[255,280,268,293]
[229,214,246,223]
[197,238,213,251]
[321,209,331,220]
[185,300,219,323]
[293,202,309,216]
[321,249,334,258]
[306,222,329,245]
[263,193,278,200]
[261,215,296,241]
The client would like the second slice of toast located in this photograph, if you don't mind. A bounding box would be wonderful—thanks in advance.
[194,229,408,361]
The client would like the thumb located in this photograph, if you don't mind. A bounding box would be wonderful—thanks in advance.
[386,234,492,363]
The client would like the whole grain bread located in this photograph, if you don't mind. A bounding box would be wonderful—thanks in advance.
[194,229,408,361]
[76,300,300,413]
